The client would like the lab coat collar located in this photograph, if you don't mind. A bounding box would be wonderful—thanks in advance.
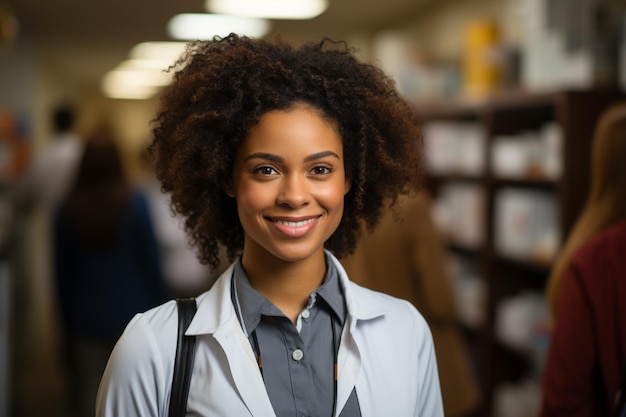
[185,251,387,336]
[330,252,388,322]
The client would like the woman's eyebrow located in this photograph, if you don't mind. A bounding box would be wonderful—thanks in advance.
[244,150,340,163]
[304,151,340,162]
[244,153,283,163]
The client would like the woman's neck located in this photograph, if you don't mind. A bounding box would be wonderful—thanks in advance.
[241,250,327,323]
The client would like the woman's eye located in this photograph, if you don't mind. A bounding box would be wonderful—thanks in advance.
[311,165,333,175]
[253,166,278,175]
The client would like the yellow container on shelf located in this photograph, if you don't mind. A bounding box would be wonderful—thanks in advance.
[463,20,501,100]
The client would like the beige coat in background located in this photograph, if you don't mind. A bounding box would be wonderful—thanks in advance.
[341,192,480,417]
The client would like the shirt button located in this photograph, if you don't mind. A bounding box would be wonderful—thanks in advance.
[301,309,310,319]
[292,348,304,361]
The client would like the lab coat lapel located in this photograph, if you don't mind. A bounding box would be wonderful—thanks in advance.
[189,265,277,417]
[336,316,362,416]
[331,253,386,417]
[213,321,277,417]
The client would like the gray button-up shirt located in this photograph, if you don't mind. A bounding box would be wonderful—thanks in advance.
[231,254,361,417]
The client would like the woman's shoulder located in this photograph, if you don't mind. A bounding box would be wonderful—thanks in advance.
[346,280,427,324]
[125,188,159,226]
[127,188,151,208]
[345,281,436,358]
[115,299,180,353]
[574,219,626,268]
[334,253,426,322]
[98,299,187,413]
[100,299,180,394]
[140,298,180,324]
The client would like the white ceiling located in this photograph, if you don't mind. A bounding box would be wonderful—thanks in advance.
[7,0,434,93]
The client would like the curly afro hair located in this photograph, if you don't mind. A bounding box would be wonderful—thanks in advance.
[150,34,423,269]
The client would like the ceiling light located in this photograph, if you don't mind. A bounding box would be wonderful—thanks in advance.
[102,77,159,100]
[206,0,328,19]
[101,64,172,100]
[167,13,270,40]
[130,42,188,66]
[117,59,170,71]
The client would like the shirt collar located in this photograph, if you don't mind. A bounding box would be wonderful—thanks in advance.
[232,253,347,336]
[317,252,347,324]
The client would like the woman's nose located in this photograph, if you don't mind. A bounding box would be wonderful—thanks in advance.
[276,175,310,208]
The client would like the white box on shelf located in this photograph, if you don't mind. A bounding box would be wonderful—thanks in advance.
[433,183,485,248]
[494,188,559,263]
[424,121,485,176]
[492,135,530,178]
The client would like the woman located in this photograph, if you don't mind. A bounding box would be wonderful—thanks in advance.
[541,102,626,416]
[96,34,443,417]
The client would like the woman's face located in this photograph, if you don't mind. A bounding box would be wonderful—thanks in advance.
[228,104,350,265]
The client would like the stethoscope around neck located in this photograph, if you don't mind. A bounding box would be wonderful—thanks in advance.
[231,272,342,416]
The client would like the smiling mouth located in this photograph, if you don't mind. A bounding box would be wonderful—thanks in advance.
[268,216,321,238]
[272,217,319,227]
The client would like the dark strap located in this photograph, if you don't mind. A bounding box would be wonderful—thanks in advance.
[168,298,198,417]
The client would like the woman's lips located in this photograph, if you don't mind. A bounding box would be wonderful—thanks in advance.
[268,216,321,237]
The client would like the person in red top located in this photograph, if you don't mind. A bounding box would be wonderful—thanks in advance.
[541,102,626,416]
[541,219,626,416]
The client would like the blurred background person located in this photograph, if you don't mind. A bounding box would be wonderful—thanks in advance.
[53,127,167,417]
[541,102,626,416]
[341,191,481,417]
[21,104,84,208]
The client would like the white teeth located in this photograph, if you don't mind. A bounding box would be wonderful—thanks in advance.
[275,218,316,227]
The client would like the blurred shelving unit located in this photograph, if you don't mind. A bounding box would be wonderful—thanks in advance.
[415,89,626,417]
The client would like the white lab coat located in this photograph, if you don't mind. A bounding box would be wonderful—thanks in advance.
[96,253,443,417]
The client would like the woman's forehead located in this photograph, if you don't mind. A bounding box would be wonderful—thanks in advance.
[239,106,342,156]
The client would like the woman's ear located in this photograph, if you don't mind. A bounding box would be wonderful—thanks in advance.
[344,177,352,195]
[223,178,235,198]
